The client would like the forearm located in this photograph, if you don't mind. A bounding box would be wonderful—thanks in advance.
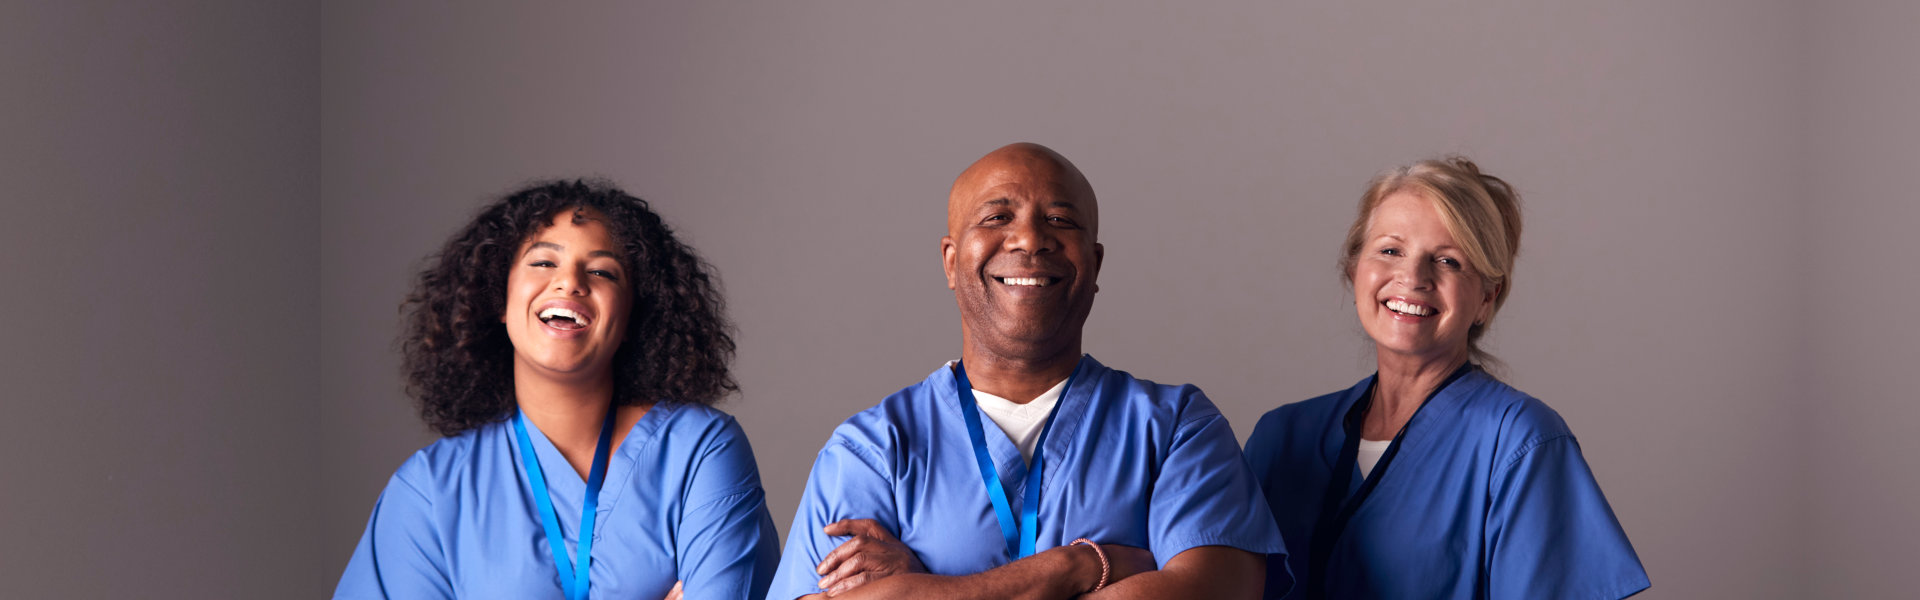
[1081,546,1264,600]
[799,545,1101,600]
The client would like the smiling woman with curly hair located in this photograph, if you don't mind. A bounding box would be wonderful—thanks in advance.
[335,179,779,600]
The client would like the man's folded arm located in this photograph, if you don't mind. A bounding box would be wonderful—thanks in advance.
[798,544,1104,600]
[1084,545,1265,600]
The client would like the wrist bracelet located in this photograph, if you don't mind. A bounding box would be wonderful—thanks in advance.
[1069,537,1110,592]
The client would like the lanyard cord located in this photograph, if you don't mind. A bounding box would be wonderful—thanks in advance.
[513,403,618,600]
[1303,364,1473,599]
[954,356,1083,559]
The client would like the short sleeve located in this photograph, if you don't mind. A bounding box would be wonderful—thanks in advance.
[1486,435,1650,600]
[1242,406,1302,600]
[767,438,899,600]
[675,417,783,600]
[1146,389,1290,571]
[332,464,454,600]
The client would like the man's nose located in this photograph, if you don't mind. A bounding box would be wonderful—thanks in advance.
[1003,215,1057,254]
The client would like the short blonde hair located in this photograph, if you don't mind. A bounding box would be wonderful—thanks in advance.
[1338,156,1522,366]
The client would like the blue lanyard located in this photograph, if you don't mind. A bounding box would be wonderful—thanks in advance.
[513,405,617,600]
[953,357,1081,559]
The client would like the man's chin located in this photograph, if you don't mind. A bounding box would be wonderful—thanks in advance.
[976,327,1079,359]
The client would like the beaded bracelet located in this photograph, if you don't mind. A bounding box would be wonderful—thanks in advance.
[1069,538,1110,592]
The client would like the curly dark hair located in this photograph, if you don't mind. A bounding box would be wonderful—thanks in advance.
[400,179,738,436]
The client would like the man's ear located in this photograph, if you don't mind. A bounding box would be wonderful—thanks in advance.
[941,235,958,290]
[1093,242,1105,293]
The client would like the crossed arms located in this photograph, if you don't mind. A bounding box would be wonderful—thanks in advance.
[795,518,1265,600]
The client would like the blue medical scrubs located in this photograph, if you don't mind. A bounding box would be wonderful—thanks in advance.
[1245,367,1649,599]
[334,402,781,600]
[768,355,1288,599]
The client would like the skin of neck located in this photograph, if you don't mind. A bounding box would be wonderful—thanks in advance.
[958,327,1082,405]
[512,363,645,477]
[1363,344,1470,440]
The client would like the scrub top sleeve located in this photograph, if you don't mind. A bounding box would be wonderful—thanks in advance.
[1240,407,1297,600]
[675,417,782,600]
[1146,390,1289,569]
[1242,407,1289,492]
[1486,435,1650,600]
[332,468,454,600]
[768,438,899,600]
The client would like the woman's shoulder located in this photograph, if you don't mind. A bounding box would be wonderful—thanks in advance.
[1255,378,1367,434]
[384,421,512,497]
[654,400,742,431]
[647,401,759,464]
[1448,372,1575,445]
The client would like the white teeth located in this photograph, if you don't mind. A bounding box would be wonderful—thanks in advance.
[538,307,588,324]
[1000,277,1050,287]
[1385,299,1434,316]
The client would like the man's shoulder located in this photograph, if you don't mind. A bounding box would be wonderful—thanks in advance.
[852,364,947,423]
[1082,358,1217,420]
[814,366,951,464]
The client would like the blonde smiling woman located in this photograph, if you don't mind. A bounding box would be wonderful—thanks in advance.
[1244,158,1649,600]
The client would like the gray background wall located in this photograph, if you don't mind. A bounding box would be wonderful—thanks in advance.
[0,0,324,596]
[1806,1,1920,596]
[3,1,1913,598]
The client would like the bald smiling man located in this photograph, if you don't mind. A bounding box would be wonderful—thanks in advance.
[769,143,1289,600]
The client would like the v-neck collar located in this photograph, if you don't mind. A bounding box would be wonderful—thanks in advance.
[512,402,672,515]
[934,355,1101,502]
[1318,367,1489,484]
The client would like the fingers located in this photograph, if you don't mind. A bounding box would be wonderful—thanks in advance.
[816,519,916,593]
[818,519,897,574]
[823,518,888,539]
[826,571,880,597]
[818,551,873,593]
[664,581,684,600]
[816,534,869,575]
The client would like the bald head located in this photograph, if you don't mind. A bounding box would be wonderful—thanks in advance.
[947,142,1099,239]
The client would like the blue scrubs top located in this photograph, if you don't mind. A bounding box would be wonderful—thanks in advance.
[768,355,1288,600]
[334,402,781,600]
[1245,368,1649,599]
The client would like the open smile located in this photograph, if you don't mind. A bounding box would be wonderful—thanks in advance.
[992,275,1062,287]
[1384,298,1436,317]
[536,301,596,334]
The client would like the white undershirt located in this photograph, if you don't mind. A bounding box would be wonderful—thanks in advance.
[950,361,1068,464]
[1356,438,1393,479]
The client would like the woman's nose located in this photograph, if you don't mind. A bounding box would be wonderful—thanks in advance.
[553,267,587,295]
[1396,258,1435,289]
